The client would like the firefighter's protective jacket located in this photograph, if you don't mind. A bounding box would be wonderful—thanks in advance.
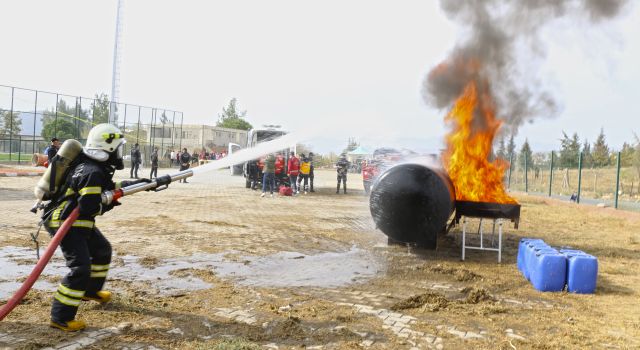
[46,156,118,231]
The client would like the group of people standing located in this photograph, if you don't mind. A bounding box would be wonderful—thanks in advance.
[249,152,351,197]
[168,149,226,166]
[252,151,316,197]
[129,144,190,182]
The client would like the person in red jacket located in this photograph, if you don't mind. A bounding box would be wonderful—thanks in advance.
[275,152,286,186]
[287,151,300,194]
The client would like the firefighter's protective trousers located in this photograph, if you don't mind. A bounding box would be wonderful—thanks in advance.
[45,158,116,323]
[51,226,112,323]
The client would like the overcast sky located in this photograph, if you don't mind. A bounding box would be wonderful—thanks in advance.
[1,0,638,154]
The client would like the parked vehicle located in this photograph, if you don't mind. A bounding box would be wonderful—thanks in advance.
[362,148,403,194]
[242,126,294,188]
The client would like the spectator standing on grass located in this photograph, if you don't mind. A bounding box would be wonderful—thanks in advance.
[170,150,175,166]
[287,151,300,194]
[150,146,159,179]
[298,153,311,194]
[261,153,276,197]
[45,138,61,165]
[175,150,181,167]
[308,152,316,192]
[130,143,141,179]
[179,148,191,183]
[336,153,350,194]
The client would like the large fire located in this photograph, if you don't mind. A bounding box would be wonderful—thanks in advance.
[443,81,517,204]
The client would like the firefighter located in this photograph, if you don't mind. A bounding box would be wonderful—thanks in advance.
[150,146,159,179]
[42,124,150,331]
[336,153,350,194]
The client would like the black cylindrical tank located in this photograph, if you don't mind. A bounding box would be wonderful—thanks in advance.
[369,163,455,249]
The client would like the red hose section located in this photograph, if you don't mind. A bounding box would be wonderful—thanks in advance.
[0,207,80,321]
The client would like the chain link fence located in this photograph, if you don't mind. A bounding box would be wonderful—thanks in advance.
[0,84,183,168]
[508,151,640,211]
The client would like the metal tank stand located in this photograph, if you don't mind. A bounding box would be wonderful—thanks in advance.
[461,218,503,263]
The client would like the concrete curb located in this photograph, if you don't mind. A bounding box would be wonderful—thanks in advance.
[0,172,42,177]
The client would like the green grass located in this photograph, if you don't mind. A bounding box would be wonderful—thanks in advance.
[0,153,33,162]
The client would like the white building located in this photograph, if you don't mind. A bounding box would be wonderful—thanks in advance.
[145,124,248,152]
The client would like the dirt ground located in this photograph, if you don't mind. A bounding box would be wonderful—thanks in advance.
[0,167,639,350]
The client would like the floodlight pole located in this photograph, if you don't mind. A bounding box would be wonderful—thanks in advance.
[110,0,124,124]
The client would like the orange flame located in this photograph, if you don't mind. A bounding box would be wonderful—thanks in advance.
[443,81,517,204]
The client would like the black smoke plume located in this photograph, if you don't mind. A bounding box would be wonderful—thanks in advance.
[424,0,628,133]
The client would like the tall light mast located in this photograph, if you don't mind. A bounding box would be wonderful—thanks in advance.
[110,0,124,124]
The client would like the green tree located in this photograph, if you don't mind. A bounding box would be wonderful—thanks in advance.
[41,119,78,140]
[506,134,516,162]
[582,139,592,168]
[91,93,110,125]
[496,134,507,160]
[41,99,90,140]
[559,131,580,168]
[519,139,533,170]
[0,110,22,136]
[633,133,640,179]
[592,128,610,167]
[217,98,253,130]
[620,142,635,167]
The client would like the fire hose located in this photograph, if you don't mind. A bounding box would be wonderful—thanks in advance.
[0,170,193,321]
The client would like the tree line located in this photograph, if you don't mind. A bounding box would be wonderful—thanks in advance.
[495,129,640,174]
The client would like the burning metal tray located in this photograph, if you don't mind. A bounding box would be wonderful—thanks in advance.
[454,200,520,228]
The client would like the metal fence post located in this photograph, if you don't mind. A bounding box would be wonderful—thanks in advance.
[8,87,14,162]
[150,109,156,155]
[33,91,38,154]
[54,94,59,137]
[179,113,183,151]
[171,111,176,153]
[524,152,528,193]
[136,106,141,144]
[160,112,165,159]
[615,151,621,209]
[577,151,583,204]
[548,151,554,197]
[74,97,80,139]
[17,135,21,164]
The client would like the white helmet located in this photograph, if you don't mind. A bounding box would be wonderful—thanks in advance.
[84,123,126,169]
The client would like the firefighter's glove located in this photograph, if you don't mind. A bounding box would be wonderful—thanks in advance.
[100,200,121,215]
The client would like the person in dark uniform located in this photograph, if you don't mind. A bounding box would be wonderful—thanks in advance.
[150,146,159,179]
[46,138,61,164]
[179,148,191,183]
[336,153,350,194]
[44,124,150,332]
[308,152,315,192]
[130,143,141,179]
[247,159,260,190]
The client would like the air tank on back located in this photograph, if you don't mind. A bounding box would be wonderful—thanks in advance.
[369,163,455,249]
